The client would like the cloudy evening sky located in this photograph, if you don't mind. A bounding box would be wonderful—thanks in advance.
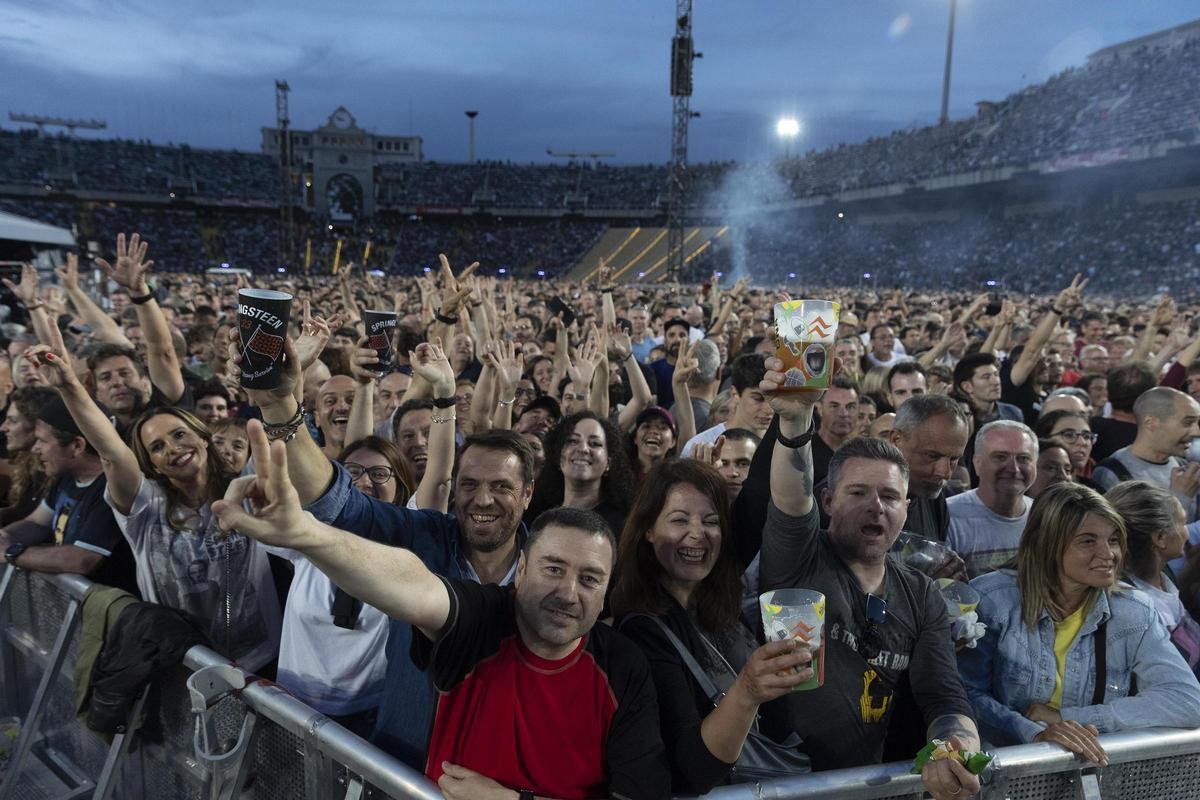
[2,1,1197,164]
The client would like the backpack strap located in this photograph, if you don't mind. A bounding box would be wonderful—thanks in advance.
[1092,619,1107,706]
[1096,456,1133,483]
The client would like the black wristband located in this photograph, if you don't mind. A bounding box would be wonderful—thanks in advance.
[1050,306,1065,316]
[435,311,457,325]
[776,419,816,449]
[129,292,155,305]
[518,792,535,800]
[432,396,456,409]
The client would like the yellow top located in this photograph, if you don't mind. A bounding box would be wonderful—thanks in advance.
[1049,605,1088,710]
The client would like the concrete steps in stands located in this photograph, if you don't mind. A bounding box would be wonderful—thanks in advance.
[568,225,728,283]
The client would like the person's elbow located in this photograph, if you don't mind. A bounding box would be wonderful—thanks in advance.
[66,549,106,576]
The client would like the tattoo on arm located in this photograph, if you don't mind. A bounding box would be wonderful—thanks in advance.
[790,444,814,496]
[928,714,980,749]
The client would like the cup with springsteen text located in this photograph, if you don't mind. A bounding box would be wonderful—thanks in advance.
[237,288,293,390]
[760,588,825,690]
[772,299,840,394]
[363,309,399,371]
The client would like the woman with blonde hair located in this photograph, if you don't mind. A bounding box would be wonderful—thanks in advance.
[27,345,280,670]
[958,482,1200,763]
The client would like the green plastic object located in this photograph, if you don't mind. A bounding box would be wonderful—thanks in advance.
[910,739,993,775]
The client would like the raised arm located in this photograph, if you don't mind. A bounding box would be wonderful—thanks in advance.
[228,328,334,506]
[345,336,380,445]
[611,325,652,431]
[671,339,700,448]
[411,340,456,512]
[762,355,819,517]
[1131,296,1174,367]
[52,254,134,347]
[431,254,477,345]
[486,339,524,432]
[919,321,965,369]
[94,233,184,403]
[25,345,143,514]
[3,264,57,348]
[212,422,451,639]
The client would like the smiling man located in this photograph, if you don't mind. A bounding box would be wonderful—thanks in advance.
[315,375,357,461]
[214,426,670,799]
[681,353,772,456]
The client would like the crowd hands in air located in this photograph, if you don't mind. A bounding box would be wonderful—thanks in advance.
[3,233,1200,800]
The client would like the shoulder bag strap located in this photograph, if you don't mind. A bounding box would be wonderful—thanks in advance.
[624,613,725,706]
[1092,619,1107,706]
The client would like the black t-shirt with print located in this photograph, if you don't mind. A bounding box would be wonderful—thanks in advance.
[44,474,139,595]
[760,503,974,770]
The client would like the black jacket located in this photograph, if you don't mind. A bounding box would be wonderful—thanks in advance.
[85,601,210,735]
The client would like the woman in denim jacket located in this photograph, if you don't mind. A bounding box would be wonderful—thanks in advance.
[958,483,1200,763]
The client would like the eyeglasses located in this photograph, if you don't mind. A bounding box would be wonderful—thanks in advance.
[859,593,888,661]
[344,463,396,484]
[1053,430,1097,445]
[514,387,537,398]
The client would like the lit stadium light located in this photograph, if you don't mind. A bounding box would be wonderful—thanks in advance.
[537,270,546,278]
[788,272,796,279]
[276,267,286,273]
[423,267,432,273]
[498,268,507,274]
[776,117,801,138]
[985,280,997,286]
[327,225,334,231]
[863,272,872,279]
[837,211,845,219]
[220,263,230,269]
[638,272,646,278]
[716,271,724,278]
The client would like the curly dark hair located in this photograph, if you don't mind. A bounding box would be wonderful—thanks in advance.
[525,411,634,523]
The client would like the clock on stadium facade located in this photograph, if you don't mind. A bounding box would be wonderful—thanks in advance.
[260,106,423,220]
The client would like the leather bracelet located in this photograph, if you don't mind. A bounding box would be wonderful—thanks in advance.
[432,396,456,409]
[130,292,156,305]
[1050,306,1066,316]
[776,419,816,449]
[262,402,306,442]
[435,311,457,325]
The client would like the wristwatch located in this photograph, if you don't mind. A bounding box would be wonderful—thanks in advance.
[776,419,816,449]
[5,542,27,566]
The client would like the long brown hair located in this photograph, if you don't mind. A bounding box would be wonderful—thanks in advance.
[130,407,234,531]
[610,459,741,632]
[6,387,55,505]
[338,435,415,506]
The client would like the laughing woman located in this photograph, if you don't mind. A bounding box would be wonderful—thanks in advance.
[958,482,1200,763]
[28,345,281,669]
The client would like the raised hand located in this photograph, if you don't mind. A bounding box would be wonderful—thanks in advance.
[761,355,830,420]
[607,323,632,362]
[22,345,77,390]
[596,257,614,290]
[94,232,153,293]
[485,338,524,396]
[691,434,725,468]
[1054,273,1089,313]
[212,420,308,547]
[733,639,813,704]
[1150,295,1177,328]
[349,335,383,385]
[437,254,479,318]
[672,339,701,386]
[567,328,601,391]
[410,337,455,396]
[295,299,333,370]
[2,263,41,307]
[227,328,302,405]
[54,252,80,292]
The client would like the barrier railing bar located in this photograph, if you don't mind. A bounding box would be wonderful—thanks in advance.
[92,685,152,800]
[0,565,18,716]
[0,589,83,800]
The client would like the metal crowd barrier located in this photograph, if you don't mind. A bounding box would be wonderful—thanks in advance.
[3,565,1200,800]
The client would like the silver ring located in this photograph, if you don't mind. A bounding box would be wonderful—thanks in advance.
[951,787,961,796]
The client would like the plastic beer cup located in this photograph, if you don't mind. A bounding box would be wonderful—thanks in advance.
[771,299,840,394]
[760,588,825,690]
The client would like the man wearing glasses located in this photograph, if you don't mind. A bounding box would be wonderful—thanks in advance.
[757,355,981,800]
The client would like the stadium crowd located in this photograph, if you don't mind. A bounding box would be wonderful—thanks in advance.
[4,33,1199,214]
[2,226,1200,799]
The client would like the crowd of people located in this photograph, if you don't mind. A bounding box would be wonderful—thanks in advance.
[2,228,1200,799]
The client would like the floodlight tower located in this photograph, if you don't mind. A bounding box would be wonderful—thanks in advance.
[275,80,296,269]
[666,0,699,283]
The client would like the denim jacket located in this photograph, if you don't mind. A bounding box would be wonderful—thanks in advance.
[957,570,1200,747]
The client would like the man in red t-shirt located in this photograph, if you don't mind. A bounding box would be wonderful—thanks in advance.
[214,433,670,800]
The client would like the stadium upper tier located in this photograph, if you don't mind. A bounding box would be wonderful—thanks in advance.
[3,33,1199,207]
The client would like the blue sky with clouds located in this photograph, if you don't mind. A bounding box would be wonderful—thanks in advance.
[2,1,1197,163]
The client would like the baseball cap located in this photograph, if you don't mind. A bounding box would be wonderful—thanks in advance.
[663,318,691,337]
[37,395,112,441]
[635,406,678,438]
[520,395,562,421]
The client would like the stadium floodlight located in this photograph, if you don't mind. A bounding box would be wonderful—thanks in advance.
[638,272,646,278]
[837,211,845,219]
[716,271,724,278]
[788,272,796,279]
[498,268,507,275]
[537,270,546,278]
[423,267,432,273]
[985,279,997,287]
[776,118,800,138]
[276,267,286,273]
[220,263,230,269]
[863,272,872,279]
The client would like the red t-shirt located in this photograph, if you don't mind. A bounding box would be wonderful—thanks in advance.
[414,578,669,800]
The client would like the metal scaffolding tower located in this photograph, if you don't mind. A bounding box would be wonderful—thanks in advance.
[275,80,296,269]
[665,1,698,283]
